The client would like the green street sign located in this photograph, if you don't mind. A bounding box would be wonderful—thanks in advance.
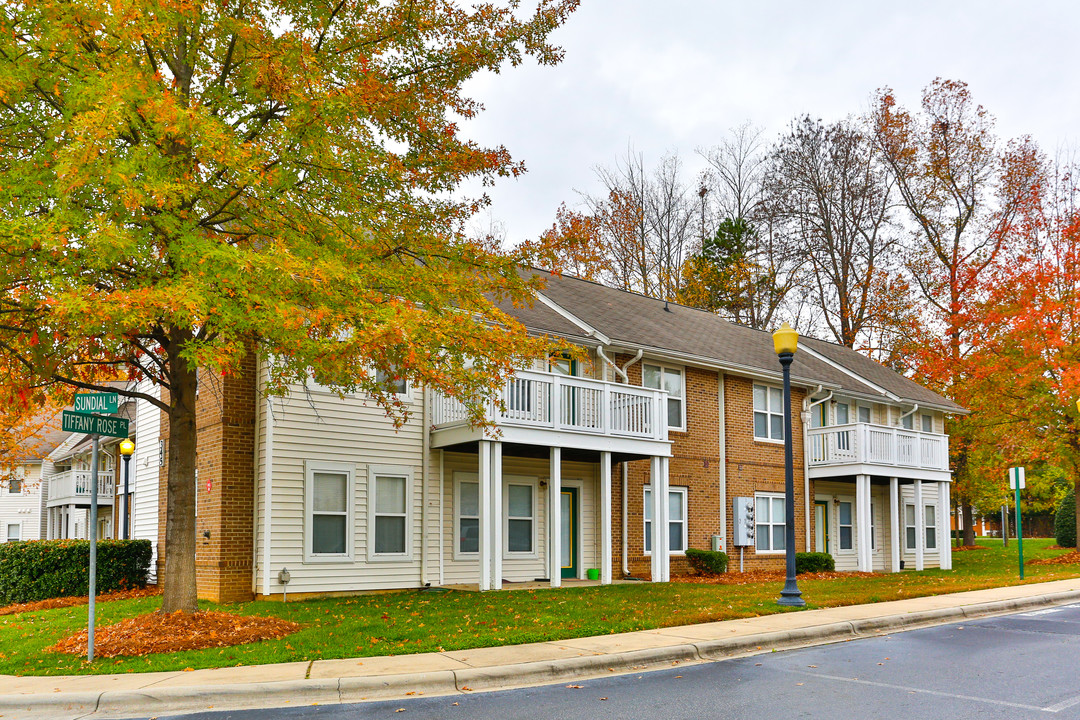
[62,411,129,438]
[72,392,119,415]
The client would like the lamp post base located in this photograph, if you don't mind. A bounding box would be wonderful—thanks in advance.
[778,580,806,607]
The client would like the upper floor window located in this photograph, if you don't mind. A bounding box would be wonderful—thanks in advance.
[900,413,914,430]
[858,405,871,424]
[549,353,577,376]
[375,368,408,396]
[835,402,849,425]
[8,477,21,494]
[921,414,933,433]
[643,363,685,431]
[753,384,784,441]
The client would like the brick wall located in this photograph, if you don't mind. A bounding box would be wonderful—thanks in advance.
[156,355,257,603]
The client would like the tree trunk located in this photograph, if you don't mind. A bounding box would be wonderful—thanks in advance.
[160,340,199,614]
[961,503,976,547]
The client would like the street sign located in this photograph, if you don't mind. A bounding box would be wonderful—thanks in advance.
[72,392,119,415]
[1009,466,1026,490]
[62,411,129,438]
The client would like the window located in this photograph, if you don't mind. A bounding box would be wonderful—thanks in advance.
[6,523,19,542]
[305,461,353,560]
[370,469,411,558]
[835,402,851,450]
[858,405,871,424]
[643,364,685,430]
[8,476,21,493]
[835,402,849,425]
[643,486,688,554]
[901,413,914,430]
[870,502,876,550]
[905,504,916,550]
[754,492,786,552]
[921,414,933,433]
[456,476,480,555]
[838,500,853,551]
[753,384,784,441]
[506,483,535,554]
[549,354,575,376]
[810,402,826,428]
[924,505,937,550]
[375,368,408,395]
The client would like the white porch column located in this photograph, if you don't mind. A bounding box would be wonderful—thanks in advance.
[914,479,925,571]
[549,447,562,588]
[855,474,872,572]
[478,440,492,591]
[659,456,670,582]
[600,451,613,585]
[491,442,503,591]
[889,477,901,573]
[939,481,952,570]
[650,456,663,583]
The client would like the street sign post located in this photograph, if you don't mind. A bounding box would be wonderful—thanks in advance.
[62,411,128,438]
[72,392,118,415]
[1009,467,1026,579]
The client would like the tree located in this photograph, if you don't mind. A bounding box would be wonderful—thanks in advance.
[0,0,575,613]
[872,78,1044,545]
[764,116,898,349]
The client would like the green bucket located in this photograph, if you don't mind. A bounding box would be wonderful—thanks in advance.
[586,568,600,581]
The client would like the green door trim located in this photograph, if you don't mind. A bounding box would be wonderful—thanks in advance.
[561,487,579,579]
[815,499,829,554]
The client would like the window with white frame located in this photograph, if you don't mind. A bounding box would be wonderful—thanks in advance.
[870,502,876,550]
[810,402,826,428]
[858,405,872,424]
[370,469,411,558]
[375,368,408,395]
[753,385,784,441]
[835,402,851,450]
[6,523,19,542]
[837,500,853,551]
[643,363,685,430]
[505,482,535,554]
[921,414,933,433]
[307,463,352,558]
[924,505,938,550]
[755,492,785,552]
[643,486,688,554]
[456,476,480,555]
[904,503,916,550]
[8,477,21,494]
[901,413,914,430]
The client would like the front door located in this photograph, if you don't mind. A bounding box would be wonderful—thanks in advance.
[814,500,829,553]
[561,487,579,579]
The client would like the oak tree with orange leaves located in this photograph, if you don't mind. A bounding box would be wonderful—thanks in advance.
[0,0,576,613]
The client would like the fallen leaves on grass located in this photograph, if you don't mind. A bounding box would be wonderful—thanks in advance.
[951,545,989,552]
[673,570,876,586]
[48,610,300,658]
[1030,551,1080,566]
[0,587,161,616]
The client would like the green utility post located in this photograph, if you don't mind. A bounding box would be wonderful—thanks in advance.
[1009,467,1025,579]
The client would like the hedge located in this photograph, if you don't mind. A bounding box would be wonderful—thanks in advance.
[1055,488,1076,548]
[795,552,835,573]
[0,539,152,604]
[685,548,729,575]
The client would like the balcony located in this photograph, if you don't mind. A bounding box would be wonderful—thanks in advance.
[47,470,115,507]
[430,370,671,457]
[807,423,951,482]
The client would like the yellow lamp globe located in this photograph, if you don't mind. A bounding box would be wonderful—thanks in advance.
[772,322,799,356]
[119,438,135,457]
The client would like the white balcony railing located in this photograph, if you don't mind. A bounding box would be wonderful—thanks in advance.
[431,370,668,442]
[807,423,949,472]
[47,470,115,504]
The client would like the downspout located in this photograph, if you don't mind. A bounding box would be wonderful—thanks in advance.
[899,404,919,424]
[251,361,264,597]
[602,347,643,579]
[420,385,429,587]
[804,387,831,550]
[262,393,274,598]
[622,461,629,578]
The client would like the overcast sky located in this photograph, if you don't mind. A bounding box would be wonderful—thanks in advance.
[459,0,1079,243]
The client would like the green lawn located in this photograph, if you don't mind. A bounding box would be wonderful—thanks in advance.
[2,537,1077,676]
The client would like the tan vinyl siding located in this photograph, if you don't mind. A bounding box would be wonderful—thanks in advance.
[132,383,161,581]
[899,481,942,569]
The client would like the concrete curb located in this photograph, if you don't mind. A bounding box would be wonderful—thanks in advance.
[4,589,1080,719]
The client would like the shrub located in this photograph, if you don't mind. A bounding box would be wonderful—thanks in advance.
[685,548,728,575]
[0,539,152,605]
[1055,488,1076,548]
[795,552,835,574]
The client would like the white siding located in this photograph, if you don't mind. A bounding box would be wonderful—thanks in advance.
[0,463,44,542]
[899,481,943,569]
[132,383,162,581]
[814,480,892,572]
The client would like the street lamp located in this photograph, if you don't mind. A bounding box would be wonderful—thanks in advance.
[773,322,805,608]
[119,438,134,540]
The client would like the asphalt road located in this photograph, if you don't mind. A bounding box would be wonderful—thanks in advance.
[144,603,1080,720]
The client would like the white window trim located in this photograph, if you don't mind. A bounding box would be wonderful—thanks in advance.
[904,502,917,551]
[857,404,872,424]
[754,491,787,555]
[753,384,785,444]
[453,472,480,561]
[6,522,21,542]
[503,475,539,559]
[304,460,355,564]
[921,413,934,433]
[367,464,414,562]
[643,484,689,556]
[835,496,855,554]
[924,504,938,550]
[642,362,686,432]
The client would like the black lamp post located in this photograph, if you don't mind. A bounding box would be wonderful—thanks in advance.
[774,322,805,607]
[119,438,134,540]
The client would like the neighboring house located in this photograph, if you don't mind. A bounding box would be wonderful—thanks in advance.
[128,271,964,602]
[0,419,67,543]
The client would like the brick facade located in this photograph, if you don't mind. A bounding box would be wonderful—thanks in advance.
[155,355,257,603]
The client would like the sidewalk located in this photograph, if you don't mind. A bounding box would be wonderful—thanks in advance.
[5,578,1080,720]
